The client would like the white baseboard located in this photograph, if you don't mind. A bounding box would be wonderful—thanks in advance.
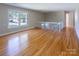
[0,27,34,37]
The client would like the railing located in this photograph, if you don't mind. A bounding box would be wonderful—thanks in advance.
[41,22,63,31]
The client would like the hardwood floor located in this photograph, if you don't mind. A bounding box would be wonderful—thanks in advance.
[0,27,79,56]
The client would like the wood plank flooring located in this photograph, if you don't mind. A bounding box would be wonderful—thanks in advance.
[0,27,79,56]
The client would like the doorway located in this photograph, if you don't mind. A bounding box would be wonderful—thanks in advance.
[65,11,75,28]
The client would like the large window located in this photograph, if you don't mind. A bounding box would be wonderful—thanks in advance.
[8,10,27,28]
[19,13,27,26]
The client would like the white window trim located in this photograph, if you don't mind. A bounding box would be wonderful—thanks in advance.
[8,9,28,28]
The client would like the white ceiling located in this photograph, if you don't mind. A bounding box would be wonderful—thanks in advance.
[5,3,79,12]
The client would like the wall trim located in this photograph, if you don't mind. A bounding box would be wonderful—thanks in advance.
[0,26,34,37]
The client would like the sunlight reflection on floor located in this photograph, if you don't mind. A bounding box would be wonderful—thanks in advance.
[7,33,28,55]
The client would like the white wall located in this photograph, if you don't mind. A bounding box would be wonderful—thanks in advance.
[0,4,44,36]
[44,11,65,29]
[45,11,65,22]
[75,10,79,38]
[75,10,79,29]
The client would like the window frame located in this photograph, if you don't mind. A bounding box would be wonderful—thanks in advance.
[8,9,27,28]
